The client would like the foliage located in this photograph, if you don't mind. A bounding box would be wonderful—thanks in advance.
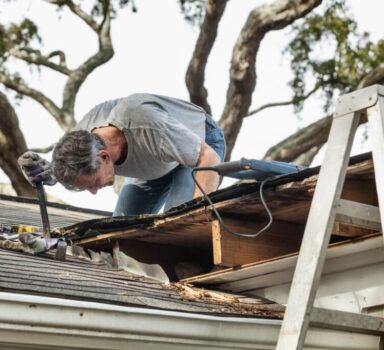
[0,19,41,66]
[89,0,137,18]
[178,0,205,27]
[0,0,140,133]
[0,19,41,99]
[286,0,384,114]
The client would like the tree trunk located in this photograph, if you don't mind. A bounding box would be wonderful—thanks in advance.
[220,0,322,161]
[0,92,35,197]
[263,64,384,165]
[264,115,332,165]
[186,0,227,115]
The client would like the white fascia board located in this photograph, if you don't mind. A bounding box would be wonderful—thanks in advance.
[0,292,379,350]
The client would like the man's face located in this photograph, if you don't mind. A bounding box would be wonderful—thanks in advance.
[74,151,115,194]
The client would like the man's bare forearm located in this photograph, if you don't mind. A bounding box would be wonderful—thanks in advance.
[192,141,221,198]
[193,170,219,198]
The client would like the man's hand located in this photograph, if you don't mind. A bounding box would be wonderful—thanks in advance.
[18,151,57,187]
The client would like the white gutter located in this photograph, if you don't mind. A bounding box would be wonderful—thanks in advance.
[0,292,378,350]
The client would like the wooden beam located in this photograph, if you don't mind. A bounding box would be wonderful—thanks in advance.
[332,222,379,237]
[211,218,304,267]
[334,199,381,234]
[341,179,378,205]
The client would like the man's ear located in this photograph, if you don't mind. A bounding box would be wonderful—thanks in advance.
[99,150,111,163]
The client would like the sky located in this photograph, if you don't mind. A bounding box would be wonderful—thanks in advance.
[0,0,383,211]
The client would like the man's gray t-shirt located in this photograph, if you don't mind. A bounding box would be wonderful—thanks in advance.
[74,93,206,180]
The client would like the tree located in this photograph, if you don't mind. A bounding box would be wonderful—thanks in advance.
[186,0,384,164]
[263,0,384,164]
[0,0,135,196]
[1,0,381,199]
[0,92,34,196]
[186,0,323,161]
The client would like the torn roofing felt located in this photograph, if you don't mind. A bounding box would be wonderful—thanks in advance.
[51,151,374,241]
[0,248,284,319]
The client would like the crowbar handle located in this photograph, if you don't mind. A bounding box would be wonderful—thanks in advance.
[35,181,51,238]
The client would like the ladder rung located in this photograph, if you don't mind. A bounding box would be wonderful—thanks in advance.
[310,307,384,336]
[335,199,381,231]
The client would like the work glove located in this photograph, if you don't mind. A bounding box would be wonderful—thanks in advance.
[17,151,57,186]
[18,232,59,254]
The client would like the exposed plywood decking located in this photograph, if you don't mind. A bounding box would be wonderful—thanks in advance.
[183,234,384,288]
[211,219,304,266]
[76,159,378,268]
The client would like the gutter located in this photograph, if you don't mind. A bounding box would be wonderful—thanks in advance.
[0,292,378,350]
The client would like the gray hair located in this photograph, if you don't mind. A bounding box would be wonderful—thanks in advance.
[52,130,106,191]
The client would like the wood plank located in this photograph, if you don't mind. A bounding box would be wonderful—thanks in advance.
[341,179,378,205]
[77,209,214,247]
[74,157,377,251]
[211,218,304,267]
[212,220,222,265]
[334,199,381,234]
[333,222,379,237]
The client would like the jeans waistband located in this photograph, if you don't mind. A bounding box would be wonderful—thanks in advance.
[205,114,219,130]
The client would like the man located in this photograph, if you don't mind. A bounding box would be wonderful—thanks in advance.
[19,93,226,215]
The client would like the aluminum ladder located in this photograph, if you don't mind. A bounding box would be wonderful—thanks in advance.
[276,84,384,350]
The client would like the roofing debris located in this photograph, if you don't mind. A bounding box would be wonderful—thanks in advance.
[49,152,375,243]
[0,152,379,320]
[0,248,284,319]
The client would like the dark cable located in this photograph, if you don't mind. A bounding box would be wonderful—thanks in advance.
[191,167,275,238]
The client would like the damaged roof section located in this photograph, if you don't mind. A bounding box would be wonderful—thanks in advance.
[0,152,379,284]
[45,152,379,282]
[0,248,284,319]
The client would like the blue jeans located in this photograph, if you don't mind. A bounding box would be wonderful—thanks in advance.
[113,115,226,216]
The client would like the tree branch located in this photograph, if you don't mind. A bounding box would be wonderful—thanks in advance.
[9,48,71,75]
[186,0,227,115]
[263,114,332,164]
[357,62,384,89]
[48,50,67,66]
[30,144,55,154]
[219,0,322,161]
[264,61,384,165]
[45,0,99,31]
[0,73,73,129]
[0,92,35,197]
[246,83,320,117]
[61,0,113,116]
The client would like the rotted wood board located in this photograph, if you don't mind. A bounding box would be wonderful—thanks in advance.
[76,159,378,264]
[212,219,305,267]
[78,209,216,248]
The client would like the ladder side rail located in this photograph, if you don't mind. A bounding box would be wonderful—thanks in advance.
[367,94,384,232]
[276,111,361,350]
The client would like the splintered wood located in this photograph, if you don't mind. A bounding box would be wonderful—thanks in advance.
[76,158,379,269]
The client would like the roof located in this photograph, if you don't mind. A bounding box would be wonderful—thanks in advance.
[43,152,379,280]
[0,152,382,349]
[0,193,110,230]
[0,152,381,318]
[0,247,283,319]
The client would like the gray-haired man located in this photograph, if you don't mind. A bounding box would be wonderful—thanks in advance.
[19,93,226,216]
